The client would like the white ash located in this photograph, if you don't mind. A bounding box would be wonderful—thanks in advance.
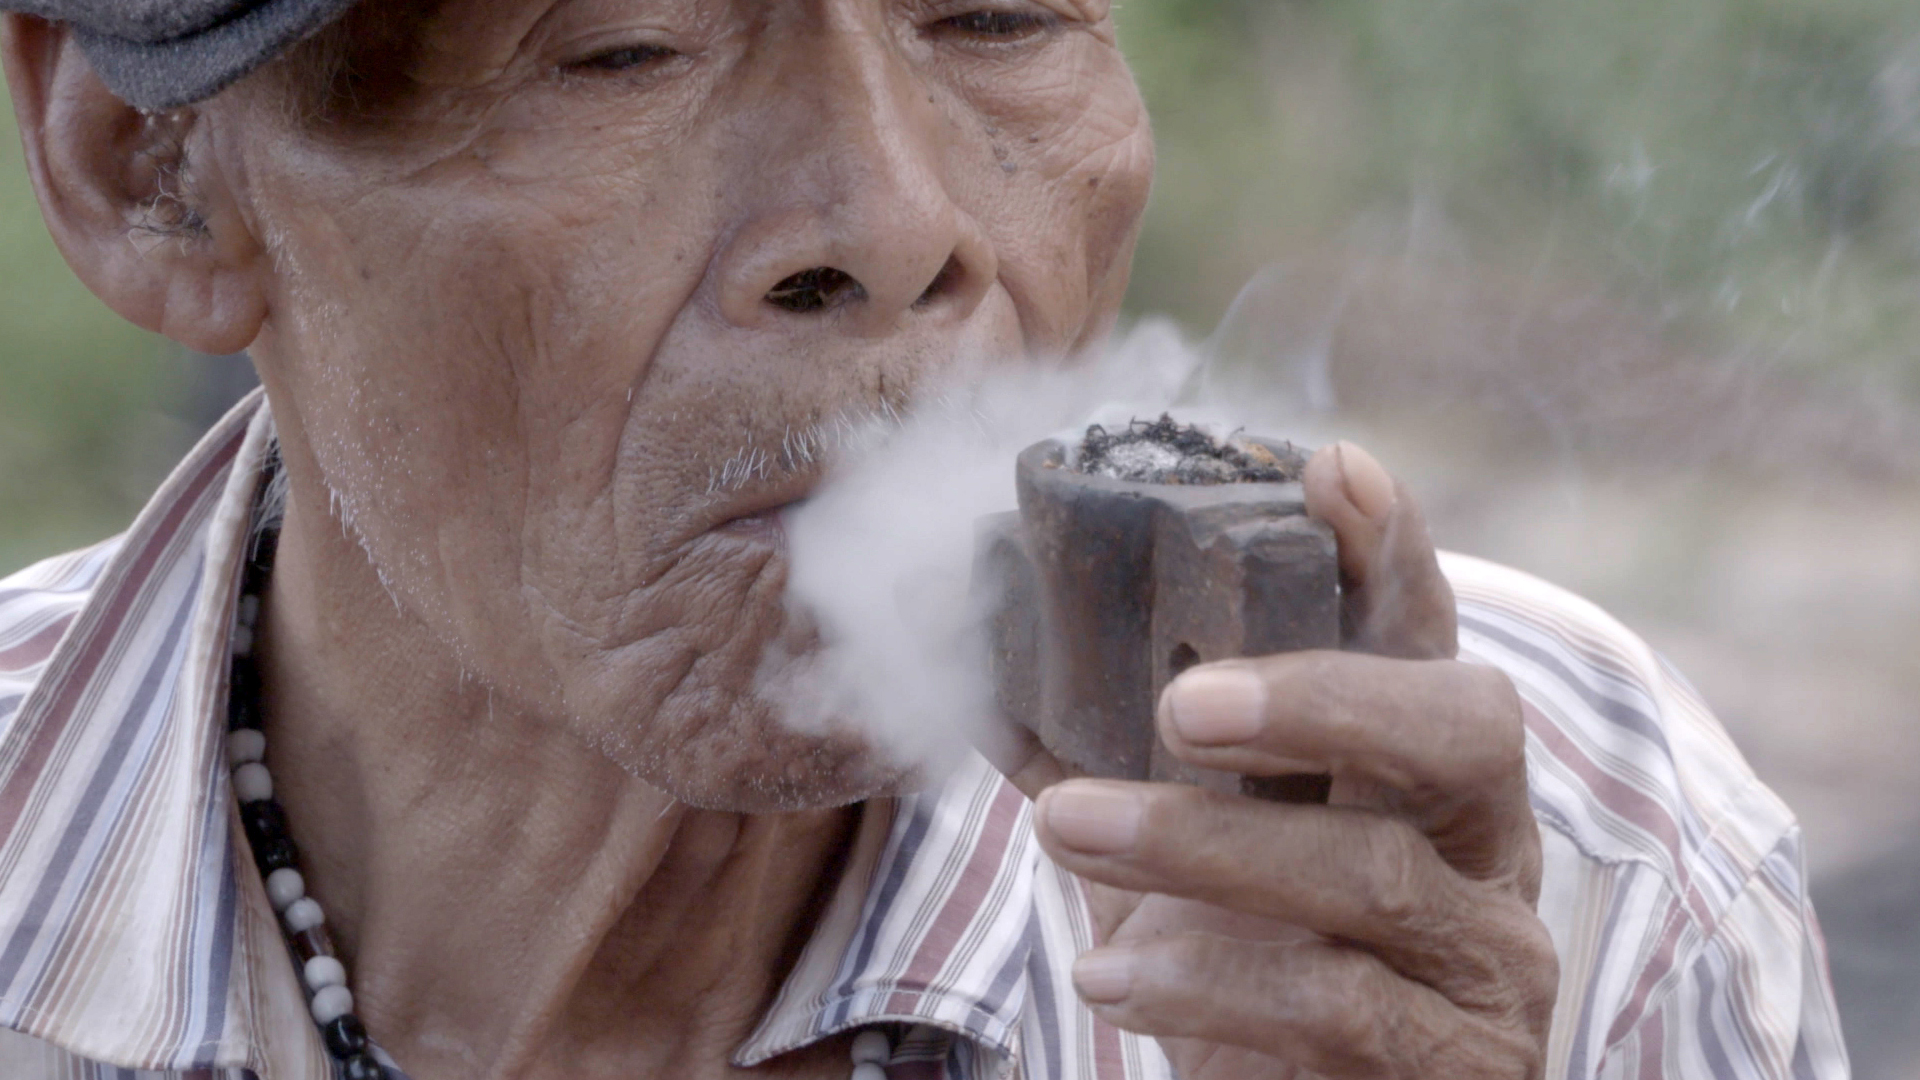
[1074,414,1299,485]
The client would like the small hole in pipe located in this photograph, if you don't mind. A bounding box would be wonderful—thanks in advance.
[1168,642,1200,678]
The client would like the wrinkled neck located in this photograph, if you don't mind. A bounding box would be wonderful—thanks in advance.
[253,485,861,1080]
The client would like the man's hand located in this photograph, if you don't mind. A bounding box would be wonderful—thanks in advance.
[1007,442,1558,1079]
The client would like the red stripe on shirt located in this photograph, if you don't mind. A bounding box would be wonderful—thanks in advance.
[0,431,240,847]
[0,615,75,674]
[892,780,1026,993]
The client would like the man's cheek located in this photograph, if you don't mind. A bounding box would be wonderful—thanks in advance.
[550,541,789,706]
[1045,79,1151,187]
[982,133,1150,348]
[994,71,1150,257]
[1078,127,1155,293]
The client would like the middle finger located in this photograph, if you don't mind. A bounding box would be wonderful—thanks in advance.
[1034,778,1551,999]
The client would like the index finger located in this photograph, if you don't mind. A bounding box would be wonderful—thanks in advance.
[1158,652,1523,791]
[1154,651,1538,887]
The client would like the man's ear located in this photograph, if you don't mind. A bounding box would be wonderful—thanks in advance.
[2,15,267,355]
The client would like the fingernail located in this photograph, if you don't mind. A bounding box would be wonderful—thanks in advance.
[1072,948,1135,1004]
[1043,781,1143,854]
[1167,667,1266,746]
[1334,441,1396,522]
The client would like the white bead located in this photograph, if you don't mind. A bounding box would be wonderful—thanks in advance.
[231,624,254,658]
[304,954,347,991]
[232,761,273,804]
[265,867,304,912]
[227,729,266,767]
[310,983,354,1025]
[237,594,261,628]
[850,1064,887,1080]
[850,1030,891,1065]
[284,897,326,932]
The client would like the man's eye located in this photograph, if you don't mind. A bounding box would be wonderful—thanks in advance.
[567,43,678,73]
[935,9,1060,39]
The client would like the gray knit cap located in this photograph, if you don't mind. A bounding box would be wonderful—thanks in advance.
[5,0,360,109]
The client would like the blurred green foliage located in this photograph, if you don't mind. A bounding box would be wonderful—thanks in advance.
[1115,0,1920,382]
[3,0,1919,573]
[0,100,175,574]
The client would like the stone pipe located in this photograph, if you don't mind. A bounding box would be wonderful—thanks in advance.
[972,432,1340,803]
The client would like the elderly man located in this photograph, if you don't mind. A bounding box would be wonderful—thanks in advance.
[0,1,1846,1078]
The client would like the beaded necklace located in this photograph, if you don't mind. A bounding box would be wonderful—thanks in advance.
[225,484,896,1080]
[226,520,383,1079]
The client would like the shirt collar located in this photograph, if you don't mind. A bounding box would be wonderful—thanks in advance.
[0,390,329,1079]
[0,391,1041,1078]
[736,753,1039,1069]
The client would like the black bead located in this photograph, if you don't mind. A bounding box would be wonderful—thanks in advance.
[227,695,259,732]
[241,799,289,848]
[324,1014,369,1057]
[253,835,299,875]
[241,798,297,874]
[227,662,262,730]
[340,1050,384,1080]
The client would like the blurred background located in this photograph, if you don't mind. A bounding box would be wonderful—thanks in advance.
[2,0,1916,1072]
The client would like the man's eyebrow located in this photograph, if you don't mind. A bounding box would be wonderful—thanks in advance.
[409,0,566,88]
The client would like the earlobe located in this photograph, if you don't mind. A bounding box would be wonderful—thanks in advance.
[2,15,268,355]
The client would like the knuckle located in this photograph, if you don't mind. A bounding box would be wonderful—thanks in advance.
[1451,903,1560,1034]
[1470,665,1527,758]
[1435,662,1528,788]
[1443,1028,1545,1080]
[1514,822,1547,906]
[1314,954,1394,1064]
[1487,1011,1552,1080]
[1515,917,1562,1016]
[1356,821,1431,928]
[1479,662,1524,718]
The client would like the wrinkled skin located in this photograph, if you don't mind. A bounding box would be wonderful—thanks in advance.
[221,0,1155,811]
[3,3,1553,1077]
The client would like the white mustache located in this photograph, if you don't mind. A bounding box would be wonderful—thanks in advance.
[702,399,915,498]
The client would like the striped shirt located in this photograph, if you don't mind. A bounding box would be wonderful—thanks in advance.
[0,392,1848,1079]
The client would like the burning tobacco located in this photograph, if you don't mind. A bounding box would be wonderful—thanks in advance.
[973,420,1338,803]
[1073,415,1300,486]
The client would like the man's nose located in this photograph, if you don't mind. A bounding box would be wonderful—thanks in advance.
[712,28,998,337]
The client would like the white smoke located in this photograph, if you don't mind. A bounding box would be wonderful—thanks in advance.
[765,309,1323,776]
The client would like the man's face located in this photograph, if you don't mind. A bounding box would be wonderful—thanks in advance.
[219,0,1152,809]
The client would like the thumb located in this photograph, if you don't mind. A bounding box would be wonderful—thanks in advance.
[1303,441,1457,660]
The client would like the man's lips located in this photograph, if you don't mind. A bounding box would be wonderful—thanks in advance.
[703,456,825,545]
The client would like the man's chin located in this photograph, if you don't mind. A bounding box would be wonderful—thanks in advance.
[563,585,955,812]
